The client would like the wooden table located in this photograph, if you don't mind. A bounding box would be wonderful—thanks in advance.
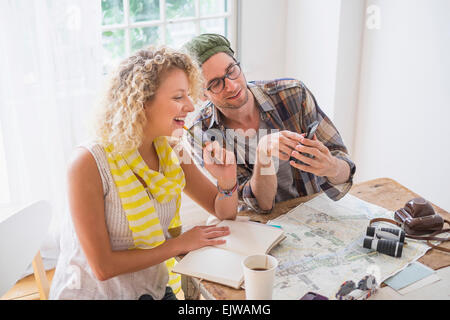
[181,178,450,300]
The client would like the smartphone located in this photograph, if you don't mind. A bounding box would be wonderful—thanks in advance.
[300,291,328,300]
[305,120,319,140]
[289,120,319,166]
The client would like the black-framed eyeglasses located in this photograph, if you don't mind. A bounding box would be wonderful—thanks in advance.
[206,62,241,94]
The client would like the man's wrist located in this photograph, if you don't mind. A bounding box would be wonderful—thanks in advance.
[326,158,351,185]
[326,157,340,179]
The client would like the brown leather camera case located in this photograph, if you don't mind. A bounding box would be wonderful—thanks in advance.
[394,198,444,235]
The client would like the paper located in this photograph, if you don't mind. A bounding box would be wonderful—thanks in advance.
[384,262,435,291]
[398,273,440,295]
[267,193,430,300]
[173,246,246,289]
[214,219,284,256]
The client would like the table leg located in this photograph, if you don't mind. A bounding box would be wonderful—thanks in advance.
[181,275,200,300]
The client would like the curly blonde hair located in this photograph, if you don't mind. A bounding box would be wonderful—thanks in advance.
[93,46,203,153]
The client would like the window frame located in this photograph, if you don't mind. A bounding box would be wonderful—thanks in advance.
[101,0,238,56]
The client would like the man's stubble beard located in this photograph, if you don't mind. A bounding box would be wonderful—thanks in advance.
[217,87,249,110]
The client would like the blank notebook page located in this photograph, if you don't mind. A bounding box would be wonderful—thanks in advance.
[214,220,283,256]
[173,246,246,288]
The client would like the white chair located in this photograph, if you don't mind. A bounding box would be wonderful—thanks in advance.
[0,200,52,299]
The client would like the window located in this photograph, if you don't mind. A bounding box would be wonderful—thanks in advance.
[101,0,237,72]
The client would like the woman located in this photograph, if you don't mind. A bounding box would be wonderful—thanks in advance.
[50,46,238,300]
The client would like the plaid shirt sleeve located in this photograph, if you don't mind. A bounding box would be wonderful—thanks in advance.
[300,84,356,201]
[238,166,275,214]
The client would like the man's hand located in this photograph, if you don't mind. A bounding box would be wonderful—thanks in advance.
[249,131,301,210]
[257,130,303,163]
[289,134,340,178]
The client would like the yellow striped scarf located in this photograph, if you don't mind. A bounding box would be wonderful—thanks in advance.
[104,136,185,294]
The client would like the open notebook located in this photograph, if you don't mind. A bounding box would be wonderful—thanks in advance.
[172,220,285,289]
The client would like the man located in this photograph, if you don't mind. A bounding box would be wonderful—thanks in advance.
[182,33,356,213]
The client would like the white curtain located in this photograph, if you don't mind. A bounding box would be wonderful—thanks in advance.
[0,0,103,272]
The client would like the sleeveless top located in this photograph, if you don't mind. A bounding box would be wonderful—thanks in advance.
[49,142,177,300]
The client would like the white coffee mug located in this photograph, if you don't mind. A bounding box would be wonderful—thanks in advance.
[242,254,278,300]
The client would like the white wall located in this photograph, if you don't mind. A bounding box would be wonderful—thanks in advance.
[332,0,366,156]
[354,0,450,211]
[284,0,365,156]
[285,0,341,118]
[239,0,287,80]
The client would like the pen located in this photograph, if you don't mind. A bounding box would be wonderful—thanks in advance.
[183,125,206,148]
[249,219,283,229]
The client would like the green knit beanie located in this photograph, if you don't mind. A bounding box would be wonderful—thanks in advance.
[182,33,235,65]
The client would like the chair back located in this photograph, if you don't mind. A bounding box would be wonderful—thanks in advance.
[0,200,51,297]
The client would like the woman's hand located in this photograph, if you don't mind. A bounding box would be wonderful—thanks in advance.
[174,225,230,255]
[203,141,237,188]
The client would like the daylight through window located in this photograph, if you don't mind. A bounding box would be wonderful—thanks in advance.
[101,0,236,72]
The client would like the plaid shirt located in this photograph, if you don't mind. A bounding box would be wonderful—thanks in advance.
[187,79,356,213]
